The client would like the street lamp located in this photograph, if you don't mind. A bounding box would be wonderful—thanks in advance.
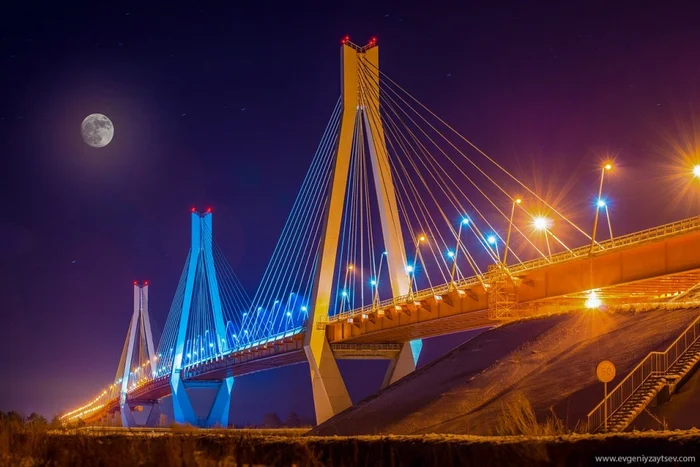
[533,216,553,258]
[503,197,521,267]
[408,235,426,296]
[590,162,613,254]
[598,199,614,245]
[449,217,470,289]
[372,252,387,309]
[585,290,602,309]
[693,165,700,178]
[487,234,499,261]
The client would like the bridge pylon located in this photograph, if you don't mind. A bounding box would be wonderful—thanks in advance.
[118,282,159,427]
[169,210,233,427]
[304,40,422,425]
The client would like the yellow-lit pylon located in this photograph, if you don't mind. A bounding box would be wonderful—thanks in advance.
[304,39,412,425]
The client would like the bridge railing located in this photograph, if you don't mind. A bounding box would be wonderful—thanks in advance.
[587,313,700,432]
[327,215,700,324]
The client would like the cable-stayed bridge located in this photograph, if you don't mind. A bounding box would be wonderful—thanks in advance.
[61,39,700,428]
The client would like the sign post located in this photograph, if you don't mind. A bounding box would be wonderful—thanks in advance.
[596,360,616,432]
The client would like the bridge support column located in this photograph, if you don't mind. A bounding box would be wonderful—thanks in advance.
[304,41,421,425]
[171,372,197,425]
[381,339,423,389]
[172,378,233,427]
[304,337,351,424]
[120,401,162,428]
[170,211,234,427]
[205,376,234,428]
[119,283,156,428]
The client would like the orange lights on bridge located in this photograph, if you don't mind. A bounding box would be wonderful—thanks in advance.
[585,290,603,309]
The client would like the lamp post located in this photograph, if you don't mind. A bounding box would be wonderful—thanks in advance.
[533,216,553,258]
[372,252,387,309]
[503,198,521,267]
[487,235,499,261]
[590,163,612,255]
[449,218,469,289]
[407,235,426,298]
[597,199,615,246]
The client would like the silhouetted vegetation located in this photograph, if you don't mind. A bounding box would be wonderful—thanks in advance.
[1,413,699,466]
[495,393,578,436]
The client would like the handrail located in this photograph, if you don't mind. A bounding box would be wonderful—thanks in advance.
[326,215,700,323]
[587,312,700,432]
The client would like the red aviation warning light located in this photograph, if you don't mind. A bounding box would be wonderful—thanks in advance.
[133,281,138,285]
[191,206,196,213]
[369,37,377,46]
[144,281,149,286]
[206,207,212,213]
[341,35,350,44]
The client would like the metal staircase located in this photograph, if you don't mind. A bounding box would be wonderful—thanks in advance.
[587,313,700,433]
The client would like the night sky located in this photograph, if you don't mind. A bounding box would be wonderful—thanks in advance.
[2,2,700,423]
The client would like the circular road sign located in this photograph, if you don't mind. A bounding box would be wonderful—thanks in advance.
[596,360,616,383]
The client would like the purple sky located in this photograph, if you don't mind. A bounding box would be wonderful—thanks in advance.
[1,2,700,422]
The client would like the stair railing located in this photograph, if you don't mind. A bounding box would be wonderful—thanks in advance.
[587,313,700,432]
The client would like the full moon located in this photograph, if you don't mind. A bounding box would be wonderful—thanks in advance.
[81,113,114,148]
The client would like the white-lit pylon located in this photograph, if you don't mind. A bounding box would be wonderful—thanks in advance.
[119,282,156,427]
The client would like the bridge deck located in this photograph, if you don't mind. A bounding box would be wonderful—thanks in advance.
[82,216,700,424]
[324,215,700,343]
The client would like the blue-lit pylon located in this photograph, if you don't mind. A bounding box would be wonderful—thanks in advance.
[169,210,233,427]
[119,282,157,427]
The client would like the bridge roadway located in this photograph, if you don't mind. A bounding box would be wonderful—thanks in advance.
[86,215,700,422]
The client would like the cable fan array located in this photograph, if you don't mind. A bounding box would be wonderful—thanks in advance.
[238,99,341,345]
[155,220,251,374]
[237,54,600,337]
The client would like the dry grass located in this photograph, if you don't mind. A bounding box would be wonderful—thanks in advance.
[2,417,700,466]
[495,393,570,437]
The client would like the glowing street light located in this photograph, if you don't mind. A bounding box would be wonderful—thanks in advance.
[590,162,613,254]
[694,165,700,178]
[408,235,427,296]
[597,199,606,208]
[487,234,500,261]
[533,216,553,257]
[585,290,602,309]
[533,216,551,231]
[503,197,522,267]
[450,217,470,289]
